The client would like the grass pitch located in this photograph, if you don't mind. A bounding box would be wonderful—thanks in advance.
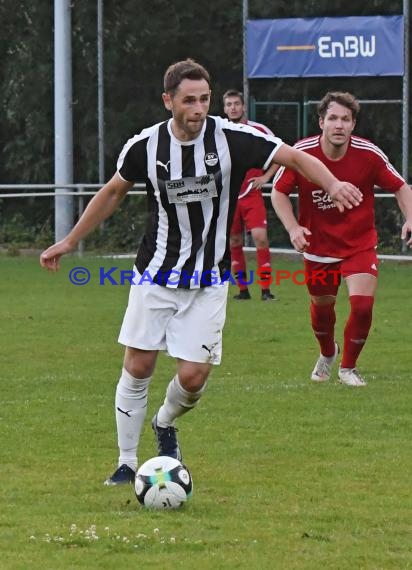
[1,254,411,569]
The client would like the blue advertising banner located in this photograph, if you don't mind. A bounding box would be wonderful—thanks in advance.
[247,16,404,78]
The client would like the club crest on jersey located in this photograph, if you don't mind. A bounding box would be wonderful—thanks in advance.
[204,152,218,167]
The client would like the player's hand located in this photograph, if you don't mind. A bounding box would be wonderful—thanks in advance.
[249,175,267,190]
[289,225,312,253]
[40,239,76,271]
[401,221,412,247]
[328,181,363,213]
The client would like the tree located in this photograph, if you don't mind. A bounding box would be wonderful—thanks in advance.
[0,0,408,252]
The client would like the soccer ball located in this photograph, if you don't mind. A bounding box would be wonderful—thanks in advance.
[134,456,193,509]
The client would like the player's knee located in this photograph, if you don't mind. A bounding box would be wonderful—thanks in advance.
[230,234,243,247]
[251,228,268,248]
[124,347,157,378]
[177,362,211,392]
[254,237,269,248]
[311,295,336,306]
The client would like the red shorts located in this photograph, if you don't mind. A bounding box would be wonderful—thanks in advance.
[304,249,379,296]
[230,188,268,235]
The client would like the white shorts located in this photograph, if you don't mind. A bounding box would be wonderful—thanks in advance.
[118,268,229,364]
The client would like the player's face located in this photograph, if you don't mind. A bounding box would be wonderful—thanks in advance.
[319,102,355,148]
[223,96,245,122]
[163,78,211,141]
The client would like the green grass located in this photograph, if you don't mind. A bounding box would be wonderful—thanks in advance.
[1,254,412,569]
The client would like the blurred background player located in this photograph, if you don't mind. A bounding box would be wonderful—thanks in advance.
[272,91,412,387]
[223,89,279,300]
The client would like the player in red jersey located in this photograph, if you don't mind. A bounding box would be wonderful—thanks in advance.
[223,90,279,301]
[272,91,412,387]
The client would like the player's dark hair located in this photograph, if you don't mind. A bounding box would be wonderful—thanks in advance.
[163,59,210,96]
[317,91,360,120]
[222,90,244,104]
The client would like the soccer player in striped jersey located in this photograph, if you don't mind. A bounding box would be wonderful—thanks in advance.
[272,91,412,387]
[223,89,279,301]
[40,62,362,484]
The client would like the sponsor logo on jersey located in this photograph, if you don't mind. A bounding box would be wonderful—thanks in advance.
[312,189,336,211]
[166,174,218,204]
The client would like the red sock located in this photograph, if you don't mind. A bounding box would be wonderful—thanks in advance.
[257,248,271,291]
[310,301,336,357]
[231,244,248,291]
[341,295,374,369]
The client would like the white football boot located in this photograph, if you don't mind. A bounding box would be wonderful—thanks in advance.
[310,342,340,382]
[338,367,367,387]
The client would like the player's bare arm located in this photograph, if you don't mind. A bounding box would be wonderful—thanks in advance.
[395,183,412,247]
[272,144,363,213]
[271,189,312,252]
[40,173,133,271]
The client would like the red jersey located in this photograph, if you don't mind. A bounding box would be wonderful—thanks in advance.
[273,135,405,259]
[239,120,274,199]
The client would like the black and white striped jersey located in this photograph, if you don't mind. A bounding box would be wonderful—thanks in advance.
[117,115,283,289]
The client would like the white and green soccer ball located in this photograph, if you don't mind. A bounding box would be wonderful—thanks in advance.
[134,456,193,509]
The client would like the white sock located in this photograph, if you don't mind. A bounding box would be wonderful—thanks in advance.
[156,375,207,427]
[115,367,151,470]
